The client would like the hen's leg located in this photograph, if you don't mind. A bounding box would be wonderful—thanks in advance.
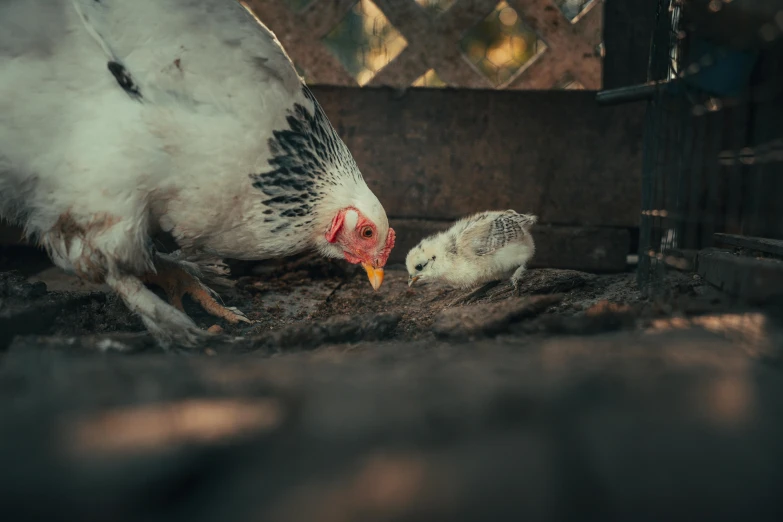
[142,257,251,325]
[39,213,206,348]
[105,272,206,347]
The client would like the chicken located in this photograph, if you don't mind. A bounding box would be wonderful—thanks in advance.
[406,210,536,300]
[0,0,395,346]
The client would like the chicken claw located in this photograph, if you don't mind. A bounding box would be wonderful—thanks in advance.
[142,262,252,325]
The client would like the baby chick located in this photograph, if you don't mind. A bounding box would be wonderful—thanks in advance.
[406,210,537,298]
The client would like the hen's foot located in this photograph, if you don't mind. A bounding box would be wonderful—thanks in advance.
[142,262,252,325]
[105,273,207,350]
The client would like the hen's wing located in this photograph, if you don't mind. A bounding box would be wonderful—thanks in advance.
[458,211,537,257]
[70,0,302,105]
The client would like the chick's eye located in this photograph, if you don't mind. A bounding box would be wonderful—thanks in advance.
[361,226,373,239]
[415,264,423,271]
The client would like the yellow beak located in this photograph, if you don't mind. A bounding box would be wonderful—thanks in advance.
[408,276,419,287]
[362,263,384,291]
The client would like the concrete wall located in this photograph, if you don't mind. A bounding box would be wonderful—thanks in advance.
[313,86,644,267]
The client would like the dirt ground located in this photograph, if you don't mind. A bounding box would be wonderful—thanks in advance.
[2,245,783,521]
[1,245,733,349]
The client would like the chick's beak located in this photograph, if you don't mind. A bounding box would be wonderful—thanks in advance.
[408,276,419,287]
[362,262,384,291]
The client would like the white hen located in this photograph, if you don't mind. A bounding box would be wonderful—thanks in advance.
[0,0,395,346]
[406,210,537,294]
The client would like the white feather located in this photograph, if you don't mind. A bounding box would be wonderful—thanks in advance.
[0,0,391,344]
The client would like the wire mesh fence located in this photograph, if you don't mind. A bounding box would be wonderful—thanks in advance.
[637,0,783,296]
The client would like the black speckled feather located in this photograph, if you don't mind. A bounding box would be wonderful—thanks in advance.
[250,86,362,231]
[107,60,142,100]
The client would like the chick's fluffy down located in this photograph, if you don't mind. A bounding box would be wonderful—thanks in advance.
[406,210,537,290]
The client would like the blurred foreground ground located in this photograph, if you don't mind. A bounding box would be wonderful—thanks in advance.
[1,246,782,521]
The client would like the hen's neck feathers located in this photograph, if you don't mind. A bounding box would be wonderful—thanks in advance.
[249,85,386,255]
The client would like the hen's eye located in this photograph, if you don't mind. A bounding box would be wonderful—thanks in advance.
[361,226,373,239]
[415,264,423,271]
